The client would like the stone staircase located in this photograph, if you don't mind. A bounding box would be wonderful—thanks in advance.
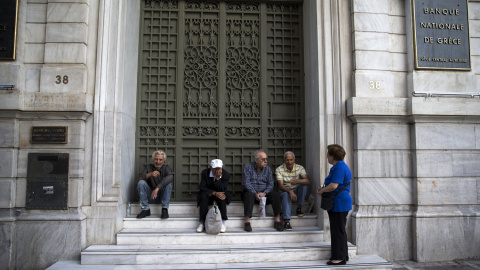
[53,202,392,269]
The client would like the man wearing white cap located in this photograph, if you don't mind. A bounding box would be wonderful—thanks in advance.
[196,159,231,233]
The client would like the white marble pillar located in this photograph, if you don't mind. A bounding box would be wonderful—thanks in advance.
[349,0,414,261]
[86,0,139,245]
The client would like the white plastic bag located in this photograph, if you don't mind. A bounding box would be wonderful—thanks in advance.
[205,202,222,234]
[258,196,267,218]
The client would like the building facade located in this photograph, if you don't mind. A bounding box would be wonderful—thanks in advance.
[0,0,479,269]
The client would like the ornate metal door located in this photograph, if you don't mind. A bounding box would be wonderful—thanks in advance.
[136,0,304,201]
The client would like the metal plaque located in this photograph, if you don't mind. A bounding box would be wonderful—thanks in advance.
[412,0,471,70]
[0,0,19,60]
[31,126,68,144]
[26,153,69,210]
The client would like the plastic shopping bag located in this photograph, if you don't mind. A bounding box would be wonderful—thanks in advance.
[259,196,267,218]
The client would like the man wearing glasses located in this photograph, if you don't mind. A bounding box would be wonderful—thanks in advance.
[241,149,283,232]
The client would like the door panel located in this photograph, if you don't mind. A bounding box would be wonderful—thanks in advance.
[137,0,304,201]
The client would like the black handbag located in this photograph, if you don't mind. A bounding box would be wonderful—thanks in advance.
[320,182,350,211]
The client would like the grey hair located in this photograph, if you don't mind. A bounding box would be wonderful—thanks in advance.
[284,151,295,159]
[253,149,266,159]
[152,150,166,160]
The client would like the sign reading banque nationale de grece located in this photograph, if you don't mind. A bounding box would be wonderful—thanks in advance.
[412,0,471,70]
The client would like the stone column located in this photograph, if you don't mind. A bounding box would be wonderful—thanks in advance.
[304,0,353,239]
[85,0,139,246]
[348,0,414,260]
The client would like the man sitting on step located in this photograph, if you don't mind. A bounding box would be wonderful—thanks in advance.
[196,159,231,233]
[276,151,310,231]
[135,150,173,219]
[242,150,284,232]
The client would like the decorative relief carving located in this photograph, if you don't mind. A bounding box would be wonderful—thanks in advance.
[143,138,170,146]
[184,18,219,117]
[183,126,218,136]
[226,2,259,11]
[146,0,178,9]
[267,3,300,13]
[268,127,301,138]
[226,20,259,47]
[186,1,219,10]
[225,19,260,118]
[226,47,259,87]
[140,126,175,137]
[272,139,300,147]
[186,19,219,46]
[225,127,261,137]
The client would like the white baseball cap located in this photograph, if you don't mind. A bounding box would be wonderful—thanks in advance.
[210,159,223,168]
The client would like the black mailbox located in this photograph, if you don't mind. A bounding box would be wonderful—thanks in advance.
[26,153,69,210]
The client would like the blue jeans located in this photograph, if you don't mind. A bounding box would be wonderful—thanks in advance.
[280,184,307,220]
[137,180,172,210]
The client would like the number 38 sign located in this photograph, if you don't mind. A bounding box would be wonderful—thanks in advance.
[56,75,69,85]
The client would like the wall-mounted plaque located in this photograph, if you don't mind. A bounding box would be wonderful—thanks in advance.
[412,0,471,70]
[31,127,68,144]
[0,0,19,61]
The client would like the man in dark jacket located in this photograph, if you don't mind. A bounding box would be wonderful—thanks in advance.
[135,150,173,219]
[196,159,230,233]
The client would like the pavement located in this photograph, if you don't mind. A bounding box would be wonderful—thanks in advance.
[391,260,480,270]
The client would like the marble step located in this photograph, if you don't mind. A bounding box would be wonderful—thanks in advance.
[117,226,324,245]
[123,214,318,229]
[129,201,310,216]
[50,254,393,269]
[81,242,357,265]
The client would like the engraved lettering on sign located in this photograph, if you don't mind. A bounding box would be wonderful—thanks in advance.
[369,81,381,90]
[423,8,460,15]
[437,37,461,45]
[55,75,69,84]
[0,24,8,31]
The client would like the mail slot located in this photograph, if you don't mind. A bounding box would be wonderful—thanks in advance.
[26,153,69,210]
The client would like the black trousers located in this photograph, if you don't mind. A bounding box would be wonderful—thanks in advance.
[328,211,349,261]
[242,190,282,218]
[198,193,228,222]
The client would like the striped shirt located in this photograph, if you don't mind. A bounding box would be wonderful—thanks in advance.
[275,163,307,190]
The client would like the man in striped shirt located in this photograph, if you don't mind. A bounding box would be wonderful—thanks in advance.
[276,151,310,230]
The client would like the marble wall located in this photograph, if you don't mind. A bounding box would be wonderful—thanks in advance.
[0,0,95,269]
[349,0,480,262]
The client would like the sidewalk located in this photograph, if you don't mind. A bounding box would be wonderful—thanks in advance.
[392,260,480,270]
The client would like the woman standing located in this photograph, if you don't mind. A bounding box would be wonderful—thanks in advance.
[317,144,352,265]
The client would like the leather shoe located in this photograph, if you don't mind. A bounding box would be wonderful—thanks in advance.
[244,222,252,232]
[136,209,150,219]
[274,221,284,231]
[329,256,348,262]
[327,260,346,265]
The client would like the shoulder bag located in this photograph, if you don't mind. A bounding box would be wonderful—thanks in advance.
[320,182,350,211]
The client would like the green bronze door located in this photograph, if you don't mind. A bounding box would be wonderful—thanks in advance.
[136,0,304,201]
